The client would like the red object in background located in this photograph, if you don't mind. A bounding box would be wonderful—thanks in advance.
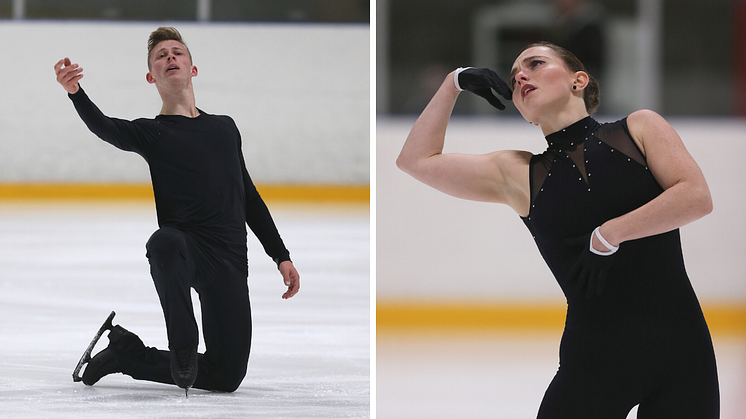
[736,2,746,115]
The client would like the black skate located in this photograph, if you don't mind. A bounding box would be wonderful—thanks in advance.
[72,311,116,383]
[81,347,119,386]
[171,347,198,397]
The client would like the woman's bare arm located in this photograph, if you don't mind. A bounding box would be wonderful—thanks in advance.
[596,110,712,249]
[396,71,531,215]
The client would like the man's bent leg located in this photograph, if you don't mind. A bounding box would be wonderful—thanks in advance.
[82,322,174,386]
[192,259,252,392]
[109,325,175,385]
[146,227,199,351]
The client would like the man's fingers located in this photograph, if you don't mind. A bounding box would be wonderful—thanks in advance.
[59,67,83,87]
[56,63,78,79]
[282,276,300,299]
[54,58,75,74]
[282,284,299,299]
[60,67,80,82]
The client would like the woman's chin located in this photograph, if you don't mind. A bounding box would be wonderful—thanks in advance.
[517,110,537,126]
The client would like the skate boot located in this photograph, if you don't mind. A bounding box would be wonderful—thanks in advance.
[80,323,137,385]
[81,347,119,386]
[73,311,142,385]
[170,347,198,396]
[73,311,116,383]
[84,323,141,385]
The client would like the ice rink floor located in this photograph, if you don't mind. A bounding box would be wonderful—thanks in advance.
[378,330,746,419]
[2,200,744,419]
[0,201,370,418]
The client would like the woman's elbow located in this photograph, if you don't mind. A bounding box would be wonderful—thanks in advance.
[695,186,713,218]
[395,154,405,171]
[700,193,713,217]
[396,153,413,174]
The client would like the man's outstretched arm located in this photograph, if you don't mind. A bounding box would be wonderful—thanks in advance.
[53,57,150,155]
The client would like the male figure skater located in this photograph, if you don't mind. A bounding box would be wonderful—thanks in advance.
[54,27,300,394]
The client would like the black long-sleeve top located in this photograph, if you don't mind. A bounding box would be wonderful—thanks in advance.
[69,87,290,269]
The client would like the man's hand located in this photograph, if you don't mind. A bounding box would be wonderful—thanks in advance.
[279,260,300,299]
[54,57,83,94]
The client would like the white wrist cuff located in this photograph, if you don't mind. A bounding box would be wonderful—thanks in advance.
[453,67,473,91]
[590,226,619,256]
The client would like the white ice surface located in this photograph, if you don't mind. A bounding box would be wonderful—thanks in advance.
[378,331,746,419]
[0,202,370,418]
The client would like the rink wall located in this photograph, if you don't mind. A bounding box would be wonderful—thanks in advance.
[377,116,746,334]
[0,21,369,202]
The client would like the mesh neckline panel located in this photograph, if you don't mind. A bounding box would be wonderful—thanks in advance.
[529,116,648,205]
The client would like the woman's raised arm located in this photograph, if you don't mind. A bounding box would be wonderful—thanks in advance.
[396,70,531,215]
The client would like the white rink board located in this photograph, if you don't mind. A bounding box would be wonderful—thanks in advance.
[0,21,369,185]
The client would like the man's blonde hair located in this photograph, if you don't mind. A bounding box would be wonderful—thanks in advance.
[147,27,192,70]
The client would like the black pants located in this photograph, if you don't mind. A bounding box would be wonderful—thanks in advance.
[111,226,252,392]
[536,324,720,418]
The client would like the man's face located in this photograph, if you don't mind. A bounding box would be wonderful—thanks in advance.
[147,40,195,85]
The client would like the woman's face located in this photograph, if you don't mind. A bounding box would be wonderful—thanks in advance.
[509,46,577,124]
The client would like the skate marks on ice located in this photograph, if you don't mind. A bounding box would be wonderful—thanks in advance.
[0,378,247,418]
[0,376,366,419]
[0,202,370,418]
[0,350,369,418]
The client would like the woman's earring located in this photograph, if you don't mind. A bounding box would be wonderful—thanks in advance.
[573,85,577,90]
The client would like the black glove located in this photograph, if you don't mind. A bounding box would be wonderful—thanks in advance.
[564,233,618,299]
[454,67,512,110]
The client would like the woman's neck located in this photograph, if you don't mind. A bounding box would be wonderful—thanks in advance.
[538,106,590,136]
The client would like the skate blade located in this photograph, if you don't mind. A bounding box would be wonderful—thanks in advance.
[72,311,116,382]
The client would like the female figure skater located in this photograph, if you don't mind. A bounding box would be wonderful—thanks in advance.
[397,42,719,418]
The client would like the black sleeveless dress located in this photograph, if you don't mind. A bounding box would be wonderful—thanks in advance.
[521,116,719,418]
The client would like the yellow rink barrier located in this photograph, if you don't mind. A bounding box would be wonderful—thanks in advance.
[376,301,746,336]
[0,183,369,203]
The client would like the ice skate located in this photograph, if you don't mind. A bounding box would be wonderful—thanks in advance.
[72,311,116,382]
[171,347,198,397]
[81,347,119,386]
